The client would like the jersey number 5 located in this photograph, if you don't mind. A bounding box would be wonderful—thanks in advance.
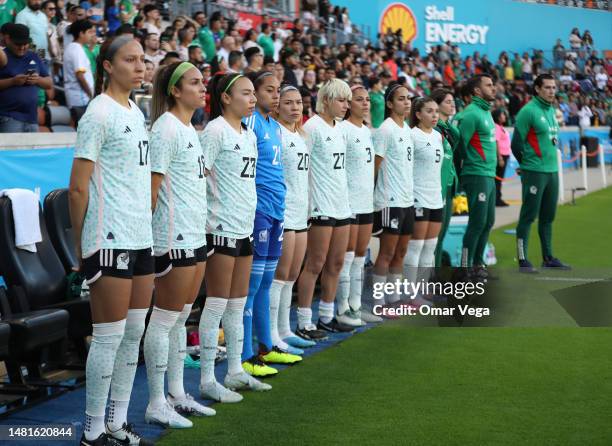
[241,156,256,178]
[333,152,345,170]
[138,140,149,166]
[435,148,441,163]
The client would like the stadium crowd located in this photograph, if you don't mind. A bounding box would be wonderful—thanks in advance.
[0,0,610,132]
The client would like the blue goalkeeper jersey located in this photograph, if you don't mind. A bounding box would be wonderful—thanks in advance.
[243,110,286,220]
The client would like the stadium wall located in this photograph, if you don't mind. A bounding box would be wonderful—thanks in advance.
[336,0,611,58]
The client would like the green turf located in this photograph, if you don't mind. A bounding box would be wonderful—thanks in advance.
[160,187,612,445]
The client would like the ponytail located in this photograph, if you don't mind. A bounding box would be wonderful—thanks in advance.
[208,72,243,121]
[150,62,180,126]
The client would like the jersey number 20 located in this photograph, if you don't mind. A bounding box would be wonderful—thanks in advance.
[297,152,310,171]
[241,157,256,178]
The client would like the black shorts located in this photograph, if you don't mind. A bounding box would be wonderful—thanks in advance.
[154,245,207,277]
[373,207,415,236]
[206,234,253,258]
[284,227,308,234]
[308,216,351,228]
[83,247,154,285]
[414,206,444,222]
[350,212,374,225]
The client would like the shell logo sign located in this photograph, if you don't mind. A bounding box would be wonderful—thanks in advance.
[379,3,417,44]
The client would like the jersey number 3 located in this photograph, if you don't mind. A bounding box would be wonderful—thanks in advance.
[241,157,256,178]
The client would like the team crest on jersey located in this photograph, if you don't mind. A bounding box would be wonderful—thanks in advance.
[185,249,195,258]
[227,238,237,248]
[478,192,487,202]
[530,185,538,194]
[116,252,130,270]
[233,144,241,151]
[540,116,546,122]
[390,218,399,229]
[415,207,424,217]
[259,230,268,243]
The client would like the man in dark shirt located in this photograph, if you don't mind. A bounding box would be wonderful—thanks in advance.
[0,24,51,132]
[281,48,298,87]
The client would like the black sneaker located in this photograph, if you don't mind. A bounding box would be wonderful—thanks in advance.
[542,256,571,270]
[80,433,124,446]
[518,259,539,274]
[496,200,510,207]
[296,325,328,341]
[317,317,355,333]
[106,423,154,446]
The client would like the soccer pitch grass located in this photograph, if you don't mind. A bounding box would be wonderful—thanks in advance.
[160,187,612,446]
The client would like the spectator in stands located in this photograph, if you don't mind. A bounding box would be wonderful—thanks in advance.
[521,52,533,81]
[368,75,384,128]
[281,47,298,87]
[217,34,234,64]
[577,102,593,129]
[43,0,60,65]
[16,0,48,59]
[557,94,570,124]
[177,26,195,61]
[512,52,523,79]
[553,39,565,70]
[493,108,511,207]
[83,0,103,31]
[104,0,121,35]
[243,28,261,52]
[119,0,135,25]
[63,19,94,124]
[243,46,262,74]
[582,29,593,51]
[0,0,18,27]
[258,22,274,59]
[197,10,223,64]
[0,24,51,132]
[569,28,581,51]
[57,4,84,47]
[226,49,243,73]
[143,32,164,68]
[142,4,161,36]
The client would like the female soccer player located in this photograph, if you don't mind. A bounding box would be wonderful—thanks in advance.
[432,88,460,271]
[70,35,153,446]
[198,73,271,403]
[297,79,354,339]
[405,97,444,302]
[336,85,381,326]
[142,62,215,429]
[241,71,302,379]
[372,82,414,309]
[269,85,317,350]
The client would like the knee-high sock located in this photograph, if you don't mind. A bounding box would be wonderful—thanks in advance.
[418,238,438,283]
[223,297,247,376]
[108,309,147,431]
[297,306,312,330]
[253,257,277,352]
[405,239,425,297]
[348,256,366,311]
[278,280,295,338]
[199,297,227,386]
[168,303,192,399]
[336,251,355,315]
[143,307,180,409]
[84,319,125,441]
[242,259,265,361]
[386,273,403,303]
[318,300,334,324]
[269,279,285,346]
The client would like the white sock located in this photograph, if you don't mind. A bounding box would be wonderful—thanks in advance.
[318,300,334,324]
[297,306,312,330]
[278,280,295,338]
[349,256,366,311]
[143,306,180,409]
[419,237,438,277]
[108,309,147,431]
[168,303,192,399]
[386,273,403,303]
[84,319,126,441]
[269,279,284,346]
[222,297,247,377]
[199,297,227,386]
[404,239,425,298]
[372,273,387,305]
[335,251,355,315]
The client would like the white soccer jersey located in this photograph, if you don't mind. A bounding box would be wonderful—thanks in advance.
[74,93,152,258]
[303,114,351,220]
[279,124,309,230]
[339,120,374,215]
[373,117,414,209]
[200,116,258,239]
[411,126,444,209]
[150,112,207,253]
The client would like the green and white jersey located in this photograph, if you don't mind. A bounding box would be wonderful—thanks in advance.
[339,120,374,214]
[200,116,258,239]
[303,114,351,219]
[411,126,444,209]
[74,93,152,258]
[151,112,206,253]
[279,123,309,231]
[373,117,414,209]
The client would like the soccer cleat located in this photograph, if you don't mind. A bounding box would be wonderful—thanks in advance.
[357,307,383,323]
[317,317,355,333]
[168,393,216,417]
[260,346,302,364]
[284,334,316,348]
[296,324,328,341]
[224,372,272,392]
[276,343,304,355]
[199,380,243,403]
[336,309,365,327]
[106,423,154,446]
[542,256,571,270]
[144,402,193,429]
[80,433,124,446]
[242,356,278,377]
[518,259,539,274]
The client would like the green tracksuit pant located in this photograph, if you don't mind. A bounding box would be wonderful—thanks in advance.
[516,170,559,261]
[461,175,496,267]
[435,183,454,267]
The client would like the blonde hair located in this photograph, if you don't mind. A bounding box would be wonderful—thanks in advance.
[315,78,352,114]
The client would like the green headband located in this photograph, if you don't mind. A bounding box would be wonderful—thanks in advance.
[167,62,196,96]
[223,74,243,93]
